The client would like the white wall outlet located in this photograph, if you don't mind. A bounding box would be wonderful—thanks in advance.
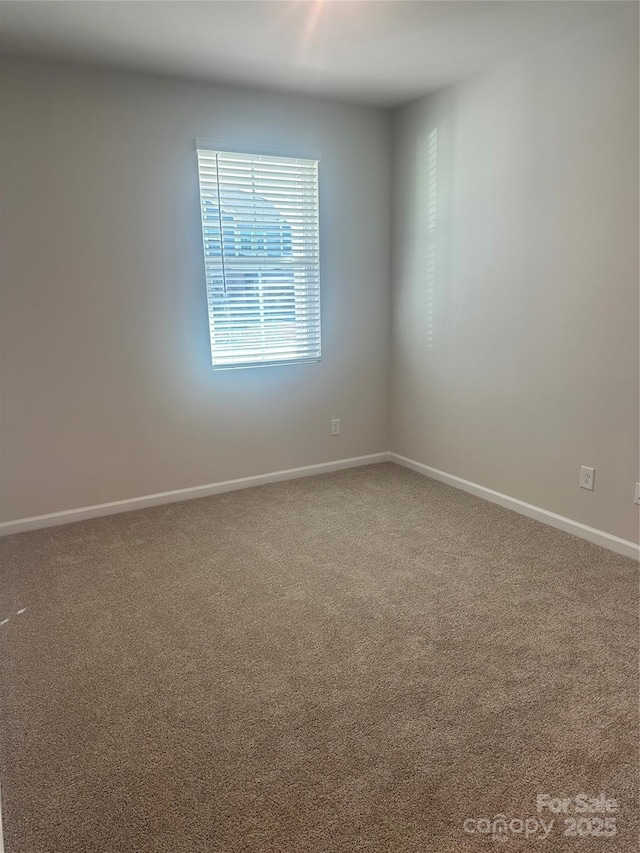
[635,483,640,505]
[330,419,341,436]
[580,466,595,491]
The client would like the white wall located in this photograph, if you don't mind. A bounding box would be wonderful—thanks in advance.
[391,8,639,544]
[0,58,392,521]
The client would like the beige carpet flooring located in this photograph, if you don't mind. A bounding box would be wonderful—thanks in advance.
[0,462,638,852]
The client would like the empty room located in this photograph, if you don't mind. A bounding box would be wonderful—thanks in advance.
[0,1,638,851]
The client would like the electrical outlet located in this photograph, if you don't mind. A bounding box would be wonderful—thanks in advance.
[635,483,640,505]
[580,466,595,491]
[330,419,341,436]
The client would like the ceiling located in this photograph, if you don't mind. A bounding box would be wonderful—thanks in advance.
[0,1,631,106]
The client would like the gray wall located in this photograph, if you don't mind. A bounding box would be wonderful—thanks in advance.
[2,8,638,544]
[0,59,392,520]
[390,8,639,543]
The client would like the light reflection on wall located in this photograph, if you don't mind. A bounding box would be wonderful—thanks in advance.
[425,128,437,348]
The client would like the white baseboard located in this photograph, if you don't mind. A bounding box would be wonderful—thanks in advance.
[0,784,4,853]
[3,450,637,560]
[0,452,391,537]
[390,453,639,561]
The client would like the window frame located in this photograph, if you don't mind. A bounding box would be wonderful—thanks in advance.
[196,139,322,371]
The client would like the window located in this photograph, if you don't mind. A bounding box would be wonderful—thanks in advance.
[197,143,321,369]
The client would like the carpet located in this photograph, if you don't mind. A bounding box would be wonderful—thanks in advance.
[0,463,637,852]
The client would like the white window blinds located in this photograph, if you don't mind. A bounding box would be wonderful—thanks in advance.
[197,145,321,369]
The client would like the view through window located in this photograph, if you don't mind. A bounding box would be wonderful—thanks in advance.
[197,146,321,369]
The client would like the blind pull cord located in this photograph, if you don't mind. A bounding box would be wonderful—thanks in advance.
[215,152,228,294]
